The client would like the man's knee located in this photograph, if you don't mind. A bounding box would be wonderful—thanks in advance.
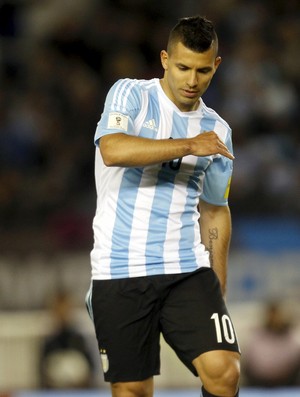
[202,385,239,397]
[193,350,240,397]
[110,378,153,397]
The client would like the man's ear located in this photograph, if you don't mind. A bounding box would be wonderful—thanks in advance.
[160,50,168,70]
[215,56,222,69]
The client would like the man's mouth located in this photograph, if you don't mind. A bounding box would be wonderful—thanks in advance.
[182,89,199,98]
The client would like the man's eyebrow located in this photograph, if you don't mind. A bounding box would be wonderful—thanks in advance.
[175,62,213,72]
[175,62,189,68]
[197,66,213,72]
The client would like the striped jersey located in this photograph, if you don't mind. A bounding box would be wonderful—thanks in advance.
[90,78,233,280]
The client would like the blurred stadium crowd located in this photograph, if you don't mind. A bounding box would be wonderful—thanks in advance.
[0,0,299,254]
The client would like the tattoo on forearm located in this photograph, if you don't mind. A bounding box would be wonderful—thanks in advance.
[208,227,218,267]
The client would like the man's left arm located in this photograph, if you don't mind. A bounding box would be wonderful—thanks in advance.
[199,199,232,297]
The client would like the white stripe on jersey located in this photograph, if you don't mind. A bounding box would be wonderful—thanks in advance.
[214,119,228,142]
[91,151,126,279]
[127,167,157,277]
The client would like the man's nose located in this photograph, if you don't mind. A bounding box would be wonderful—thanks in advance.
[187,72,198,88]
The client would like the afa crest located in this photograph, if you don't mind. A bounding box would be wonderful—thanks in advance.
[100,349,109,373]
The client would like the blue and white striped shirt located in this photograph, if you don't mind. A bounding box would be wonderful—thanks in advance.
[90,78,233,279]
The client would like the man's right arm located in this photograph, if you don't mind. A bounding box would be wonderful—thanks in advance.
[100,132,234,168]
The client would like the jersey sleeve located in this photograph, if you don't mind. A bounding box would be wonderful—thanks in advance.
[94,79,142,145]
[201,129,233,206]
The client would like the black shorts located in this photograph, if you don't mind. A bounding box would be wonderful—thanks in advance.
[86,267,240,383]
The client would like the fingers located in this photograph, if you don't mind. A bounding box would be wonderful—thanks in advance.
[194,131,235,160]
[217,140,235,160]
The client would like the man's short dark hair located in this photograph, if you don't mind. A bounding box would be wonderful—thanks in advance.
[167,16,218,54]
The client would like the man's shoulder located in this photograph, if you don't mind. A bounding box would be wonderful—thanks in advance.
[201,100,231,130]
[113,77,158,92]
[109,78,158,105]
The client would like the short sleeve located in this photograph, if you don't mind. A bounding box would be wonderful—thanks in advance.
[201,130,233,206]
[94,79,142,145]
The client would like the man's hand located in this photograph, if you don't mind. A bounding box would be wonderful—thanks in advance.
[191,131,234,160]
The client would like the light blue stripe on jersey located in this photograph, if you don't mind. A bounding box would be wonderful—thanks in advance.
[110,168,143,278]
[173,113,199,271]
[200,114,216,135]
[145,112,190,275]
[145,166,177,275]
[178,175,199,271]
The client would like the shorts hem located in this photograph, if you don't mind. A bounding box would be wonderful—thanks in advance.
[105,371,160,383]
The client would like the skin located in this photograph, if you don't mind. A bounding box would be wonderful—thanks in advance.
[197,199,240,396]
[100,40,240,397]
[160,40,221,112]
[199,200,231,297]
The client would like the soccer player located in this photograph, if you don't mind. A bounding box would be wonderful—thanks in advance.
[86,15,241,397]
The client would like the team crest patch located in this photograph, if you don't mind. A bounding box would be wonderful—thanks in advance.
[100,349,109,373]
[108,112,129,131]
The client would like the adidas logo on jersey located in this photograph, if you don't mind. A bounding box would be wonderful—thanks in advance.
[142,119,158,131]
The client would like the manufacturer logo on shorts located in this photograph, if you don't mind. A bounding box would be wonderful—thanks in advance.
[100,349,109,373]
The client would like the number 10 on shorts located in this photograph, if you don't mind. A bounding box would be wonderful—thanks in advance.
[211,313,236,344]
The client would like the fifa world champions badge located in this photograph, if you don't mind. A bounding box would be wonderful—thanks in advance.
[107,112,129,131]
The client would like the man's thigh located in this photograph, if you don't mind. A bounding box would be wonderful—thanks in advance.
[160,267,240,375]
[91,277,161,382]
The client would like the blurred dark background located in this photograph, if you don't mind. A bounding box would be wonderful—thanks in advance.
[0,0,299,255]
[1,1,300,392]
